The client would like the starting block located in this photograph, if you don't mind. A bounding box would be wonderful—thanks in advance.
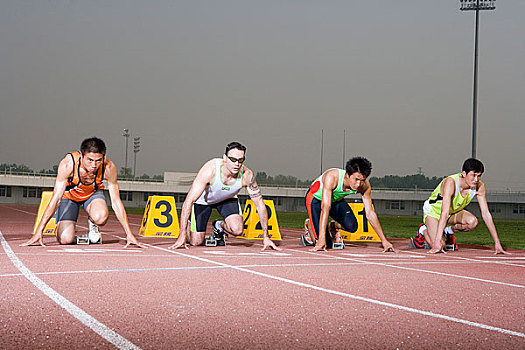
[76,234,102,245]
[238,199,282,240]
[76,234,90,245]
[205,235,220,247]
[331,241,345,249]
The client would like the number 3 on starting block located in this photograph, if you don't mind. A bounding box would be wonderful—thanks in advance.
[139,196,180,238]
[238,199,281,240]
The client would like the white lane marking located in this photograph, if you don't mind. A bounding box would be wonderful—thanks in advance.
[288,248,525,289]
[116,236,525,339]
[203,251,291,256]
[475,257,525,260]
[342,253,425,258]
[403,249,525,268]
[46,248,143,253]
[0,230,141,350]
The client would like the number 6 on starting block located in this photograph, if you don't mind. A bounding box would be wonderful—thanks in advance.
[139,196,180,238]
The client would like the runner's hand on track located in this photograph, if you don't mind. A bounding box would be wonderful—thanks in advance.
[428,247,446,254]
[310,242,327,252]
[494,244,510,255]
[20,232,46,247]
[382,241,397,253]
[124,235,147,248]
[261,237,281,251]
[168,236,188,250]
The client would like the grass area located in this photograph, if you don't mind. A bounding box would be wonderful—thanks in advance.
[124,207,524,250]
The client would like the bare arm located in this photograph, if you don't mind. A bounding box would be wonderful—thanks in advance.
[477,182,508,254]
[244,168,280,250]
[21,156,72,246]
[105,160,143,247]
[169,160,215,249]
[311,170,337,251]
[430,178,455,252]
[360,180,396,252]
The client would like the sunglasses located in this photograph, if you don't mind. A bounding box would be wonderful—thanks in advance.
[227,156,245,164]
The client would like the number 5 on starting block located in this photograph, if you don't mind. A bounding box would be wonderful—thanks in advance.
[33,191,57,236]
[339,203,380,242]
[139,196,180,238]
[238,199,281,240]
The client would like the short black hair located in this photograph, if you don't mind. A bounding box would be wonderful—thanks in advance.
[80,137,106,155]
[345,157,372,177]
[462,158,484,174]
[225,141,246,155]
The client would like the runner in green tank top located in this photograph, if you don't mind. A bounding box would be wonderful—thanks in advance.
[413,158,508,255]
[306,157,396,252]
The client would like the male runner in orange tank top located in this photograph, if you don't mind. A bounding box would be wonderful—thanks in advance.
[21,137,144,247]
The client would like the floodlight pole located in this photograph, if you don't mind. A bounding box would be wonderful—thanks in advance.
[320,129,324,173]
[133,137,141,178]
[122,128,130,169]
[460,0,496,159]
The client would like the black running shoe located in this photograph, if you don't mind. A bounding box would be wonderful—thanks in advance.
[212,220,226,246]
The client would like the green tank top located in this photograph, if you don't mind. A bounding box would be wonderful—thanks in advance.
[426,173,476,217]
[310,169,356,202]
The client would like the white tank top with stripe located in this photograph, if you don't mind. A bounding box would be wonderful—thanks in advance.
[195,158,244,205]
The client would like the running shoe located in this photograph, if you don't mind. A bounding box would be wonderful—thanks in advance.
[444,233,458,251]
[88,220,101,244]
[409,223,426,249]
[300,231,314,246]
[211,220,226,246]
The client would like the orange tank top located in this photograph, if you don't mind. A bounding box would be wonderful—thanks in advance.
[62,151,105,202]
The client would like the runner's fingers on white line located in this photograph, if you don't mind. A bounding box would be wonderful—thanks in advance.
[261,239,281,251]
[124,240,147,249]
[495,249,511,255]
[310,244,327,252]
[168,241,188,250]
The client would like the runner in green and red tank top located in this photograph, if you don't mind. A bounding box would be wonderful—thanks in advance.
[305,157,396,252]
[413,158,508,255]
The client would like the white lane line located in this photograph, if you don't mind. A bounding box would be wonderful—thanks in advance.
[287,248,525,289]
[0,230,141,350]
[401,249,525,268]
[0,262,370,278]
[118,236,524,339]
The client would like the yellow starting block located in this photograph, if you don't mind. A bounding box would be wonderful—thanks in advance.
[339,203,380,242]
[238,199,281,240]
[139,196,180,238]
[33,191,57,236]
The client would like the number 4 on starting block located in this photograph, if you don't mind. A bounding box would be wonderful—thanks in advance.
[33,191,57,236]
[238,199,281,240]
[339,203,380,242]
[139,196,180,238]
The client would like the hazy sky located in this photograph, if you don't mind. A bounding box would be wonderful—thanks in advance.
[1,1,524,190]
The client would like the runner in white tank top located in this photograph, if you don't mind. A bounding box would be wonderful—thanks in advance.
[169,141,280,251]
[195,158,244,205]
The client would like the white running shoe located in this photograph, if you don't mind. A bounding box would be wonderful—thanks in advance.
[88,220,101,244]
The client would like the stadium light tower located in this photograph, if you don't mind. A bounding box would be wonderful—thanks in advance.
[122,128,130,169]
[460,0,496,158]
[133,137,141,178]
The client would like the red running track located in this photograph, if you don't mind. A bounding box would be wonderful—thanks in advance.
[1,204,524,349]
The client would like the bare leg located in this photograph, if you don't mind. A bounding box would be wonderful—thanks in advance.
[222,214,244,236]
[447,210,478,233]
[85,198,109,226]
[423,216,445,249]
[56,220,76,245]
